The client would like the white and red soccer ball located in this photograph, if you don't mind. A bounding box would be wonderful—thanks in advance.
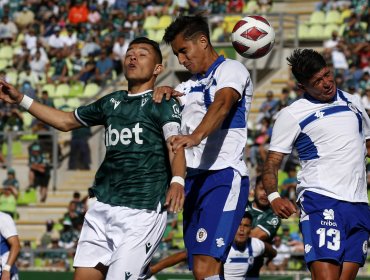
[231,15,275,59]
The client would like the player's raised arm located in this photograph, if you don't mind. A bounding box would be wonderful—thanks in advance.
[262,151,296,219]
[0,79,81,132]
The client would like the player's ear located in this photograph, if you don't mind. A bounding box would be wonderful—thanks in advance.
[199,34,209,49]
[153,64,163,76]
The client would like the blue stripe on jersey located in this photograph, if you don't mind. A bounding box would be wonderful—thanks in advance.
[0,234,10,255]
[229,257,249,263]
[338,89,363,134]
[246,239,253,275]
[294,132,319,160]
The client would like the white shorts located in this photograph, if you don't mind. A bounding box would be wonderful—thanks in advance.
[74,200,167,280]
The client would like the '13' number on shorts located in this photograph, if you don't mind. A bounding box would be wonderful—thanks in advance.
[316,228,340,251]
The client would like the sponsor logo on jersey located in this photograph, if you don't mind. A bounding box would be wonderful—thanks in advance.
[267,217,279,228]
[248,256,254,265]
[172,104,181,119]
[125,272,132,280]
[363,240,368,254]
[105,123,143,146]
[216,237,225,247]
[146,242,152,254]
[110,98,121,110]
[348,102,359,114]
[321,209,337,227]
[196,228,207,242]
[141,97,149,107]
[315,111,325,119]
[305,244,312,253]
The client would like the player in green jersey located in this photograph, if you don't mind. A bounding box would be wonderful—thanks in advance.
[245,175,281,278]
[0,37,186,280]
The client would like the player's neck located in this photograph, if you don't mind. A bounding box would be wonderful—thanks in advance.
[198,48,220,75]
[128,80,154,94]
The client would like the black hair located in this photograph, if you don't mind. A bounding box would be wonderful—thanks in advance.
[287,49,327,84]
[163,15,210,44]
[243,211,253,222]
[129,37,163,64]
[255,175,262,187]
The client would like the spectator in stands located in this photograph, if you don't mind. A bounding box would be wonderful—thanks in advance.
[61,25,78,55]
[0,15,18,43]
[44,234,69,270]
[70,49,85,78]
[24,27,37,51]
[46,51,68,84]
[257,90,279,123]
[63,201,84,231]
[58,218,79,250]
[323,30,340,50]
[5,108,23,132]
[39,90,55,108]
[315,0,335,12]
[28,141,51,203]
[359,71,370,94]
[17,240,32,268]
[80,35,101,57]
[68,126,92,170]
[127,0,145,29]
[14,5,35,28]
[277,87,294,110]
[30,49,49,83]
[342,13,367,44]
[73,53,96,84]
[68,0,89,25]
[94,49,114,85]
[112,34,129,75]
[87,4,101,24]
[280,165,298,204]
[257,0,273,13]
[0,211,21,279]
[13,40,30,72]
[0,174,18,218]
[210,0,227,14]
[2,167,19,198]
[39,219,59,249]
[70,191,86,219]
[47,26,65,58]
[267,235,291,271]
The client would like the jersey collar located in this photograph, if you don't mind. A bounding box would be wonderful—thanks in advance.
[303,89,338,104]
[196,55,225,80]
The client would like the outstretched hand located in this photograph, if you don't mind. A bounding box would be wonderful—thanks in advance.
[0,79,23,104]
[165,183,185,213]
[270,197,296,219]
[153,86,184,103]
[170,134,202,152]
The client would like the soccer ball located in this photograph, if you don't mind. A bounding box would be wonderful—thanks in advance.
[231,15,275,59]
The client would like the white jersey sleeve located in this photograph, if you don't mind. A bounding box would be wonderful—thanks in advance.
[269,108,301,154]
[0,212,17,239]
[216,60,252,99]
[351,94,370,140]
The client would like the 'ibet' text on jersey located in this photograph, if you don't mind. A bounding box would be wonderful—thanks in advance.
[105,123,143,146]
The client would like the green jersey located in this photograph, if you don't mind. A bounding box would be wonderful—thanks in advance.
[246,201,281,243]
[75,90,181,210]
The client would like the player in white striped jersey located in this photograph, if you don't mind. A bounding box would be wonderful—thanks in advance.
[162,15,253,280]
[262,49,370,280]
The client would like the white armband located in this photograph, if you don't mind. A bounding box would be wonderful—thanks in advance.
[267,192,281,203]
[170,176,185,187]
[19,95,33,110]
[3,264,11,272]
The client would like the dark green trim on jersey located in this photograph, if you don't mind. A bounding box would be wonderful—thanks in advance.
[75,90,181,210]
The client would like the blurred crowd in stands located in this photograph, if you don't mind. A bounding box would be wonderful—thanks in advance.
[0,0,368,272]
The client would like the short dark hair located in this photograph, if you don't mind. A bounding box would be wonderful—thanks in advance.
[243,211,253,222]
[163,15,210,44]
[128,37,162,64]
[287,49,327,84]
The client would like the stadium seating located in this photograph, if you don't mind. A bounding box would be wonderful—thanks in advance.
[0,59,8,70]
[325,10,341,25]
[155,15,172,30]
[307,24,326,39]
[6,70,18,85]
[42,83,56,97]
[143,15,159,31]
[55,83,71,98]
[323,23,339,38]
[223,15,243,34]
[0,45,14,60]
[69,81,85,97]
[53,97,66,109]
[83,82,100,97]
[243,0,258,13]
[66,97,81,110]
[298,24,310,39]
[309,11,326,25]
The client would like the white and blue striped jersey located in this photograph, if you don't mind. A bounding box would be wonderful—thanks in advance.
[0,212,17,276]
[224,238,265,280]
[175,56,253,176]
[269,89,370,203]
